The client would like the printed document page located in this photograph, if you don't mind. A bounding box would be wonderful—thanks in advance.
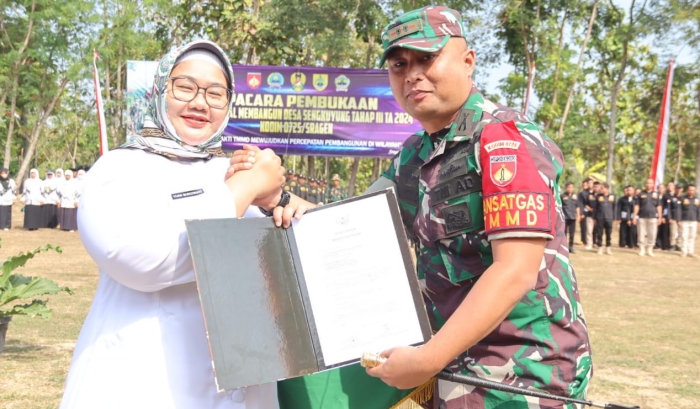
[291,194,425,366]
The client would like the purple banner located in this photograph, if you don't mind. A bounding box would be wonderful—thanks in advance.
[223,65,422,158]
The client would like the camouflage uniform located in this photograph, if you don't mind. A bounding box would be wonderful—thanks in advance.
[382,87,592,408]
[326,186,347,203]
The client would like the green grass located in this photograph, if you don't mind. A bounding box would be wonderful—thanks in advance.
[1,203,698,408]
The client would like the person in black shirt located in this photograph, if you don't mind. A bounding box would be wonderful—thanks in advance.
[667,182,682,251]
[617,185,636,248]
[657,184,671,250]
[634,178,662,257]
[594,183,616,255]
[578,180,590,247]
[561,182,581,253]
[679,184,700,257]
[584,181,600,250]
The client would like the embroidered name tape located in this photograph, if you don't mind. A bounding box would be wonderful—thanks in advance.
[483,191,551,233]
[171,189,204,200]
[483,140,521,152]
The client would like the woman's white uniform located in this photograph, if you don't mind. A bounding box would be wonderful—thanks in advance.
[60,149,278,409]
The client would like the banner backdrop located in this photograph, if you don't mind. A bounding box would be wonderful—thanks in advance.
[126,62,422,158]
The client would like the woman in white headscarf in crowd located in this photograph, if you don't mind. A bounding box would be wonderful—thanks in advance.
[55,168,65,185]
[41,169,60,228]
[60,40,308,409]
[0,167,17,230]
[21,168,44,230]
[57,169,79,232]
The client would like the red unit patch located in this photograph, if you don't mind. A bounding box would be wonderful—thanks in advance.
[490,154,517,187]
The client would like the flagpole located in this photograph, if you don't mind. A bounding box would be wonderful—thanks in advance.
[650,60,675,187]
[93,49,109,156]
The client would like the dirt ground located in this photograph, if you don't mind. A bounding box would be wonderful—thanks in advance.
[1,203,699,408]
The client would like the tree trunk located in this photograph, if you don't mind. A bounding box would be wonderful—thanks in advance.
[307,156,315,180]
[348,157,361,197]
[696,85,700,187]
[543,10,568,131]
[15,79,69,186]
[3,74,20,169]
[558,0,599,139]
[371,157,381,182]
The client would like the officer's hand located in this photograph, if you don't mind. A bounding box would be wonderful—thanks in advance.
[225,144,260,179]
[272,202,309,229]
[366,346,438,390]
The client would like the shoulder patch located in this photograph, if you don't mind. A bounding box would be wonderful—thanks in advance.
[490,155,516,187]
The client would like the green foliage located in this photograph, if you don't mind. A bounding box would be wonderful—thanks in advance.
[0,241,71,319]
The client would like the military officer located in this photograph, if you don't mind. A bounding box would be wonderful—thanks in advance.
[633,178,662,256]
[593,183,616,255]
[359,6,592,408]
[561,182,580,253]
[326,174,347,203]
[297,174,309,201]
[306,178,320,204]
[283,169,300,196]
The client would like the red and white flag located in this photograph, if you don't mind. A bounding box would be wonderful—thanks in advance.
[650,60,675,187]
[523,62,536,118]
[93,49,109,156]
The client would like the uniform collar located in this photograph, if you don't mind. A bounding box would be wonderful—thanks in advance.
[422,86,484,161]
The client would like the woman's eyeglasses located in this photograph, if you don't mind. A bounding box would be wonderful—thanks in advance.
[169,77,232,109]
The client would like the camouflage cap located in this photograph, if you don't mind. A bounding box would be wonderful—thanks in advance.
[379,5,466,67]
[331,174,341,181]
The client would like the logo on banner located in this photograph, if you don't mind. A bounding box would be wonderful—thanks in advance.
[313,74,328,91]
[267,72,284,89]
[335,75,350,92]
[247,72,262,89]
[490,155,516,187]
[291,72,306,92]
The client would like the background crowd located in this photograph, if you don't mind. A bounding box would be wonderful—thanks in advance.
[562,178,700,257]
[0,167,86,232]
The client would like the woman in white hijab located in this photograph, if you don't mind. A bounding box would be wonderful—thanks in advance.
[21,168,44,230]
[57,170,79,232]
[60,40,307,409]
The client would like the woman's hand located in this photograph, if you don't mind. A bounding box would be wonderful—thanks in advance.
[225,144,260,180]
[225,147,284,200]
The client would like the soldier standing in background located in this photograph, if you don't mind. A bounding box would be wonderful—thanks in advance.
[617,185,636,248]
[318,179,327,204]
[594,183,616,255]
[561,182,580,253]
[306,178,320,204]
[578,180,590,247]
[326,174,347,203]
[283,169,300,196]
[634,178,662,257]
[297,174,309,201]
[679,184,699,257]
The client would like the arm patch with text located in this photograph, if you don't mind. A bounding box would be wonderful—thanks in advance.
[480,121,555,238]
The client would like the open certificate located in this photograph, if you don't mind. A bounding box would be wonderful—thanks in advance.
[185,189,432,391]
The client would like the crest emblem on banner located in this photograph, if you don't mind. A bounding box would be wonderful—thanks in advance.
[335,75,350,92]
[490,155,517,187]
[247,73,262,89]
[291,72,306,92]
[267,72,284,89]
[313,74,328,91]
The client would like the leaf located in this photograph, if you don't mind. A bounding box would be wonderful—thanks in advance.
[0,300,53,319]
